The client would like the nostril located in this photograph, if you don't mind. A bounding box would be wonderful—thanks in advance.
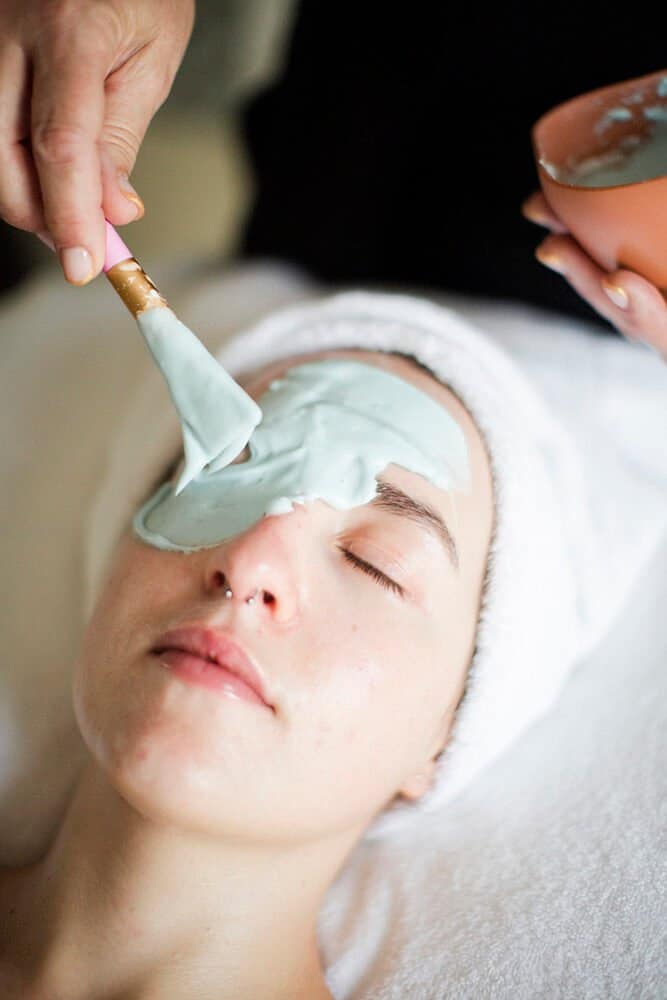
[263,591,275,606]
[212,570,226,588]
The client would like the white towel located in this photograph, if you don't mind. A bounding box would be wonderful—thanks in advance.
[1,261,666,997]
[83,283,667,842]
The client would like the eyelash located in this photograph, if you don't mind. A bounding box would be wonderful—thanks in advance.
[338,546,405,598]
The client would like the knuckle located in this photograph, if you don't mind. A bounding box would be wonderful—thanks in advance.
[36,0,123,49]
[32,122,88,166]
[43,208,84,235]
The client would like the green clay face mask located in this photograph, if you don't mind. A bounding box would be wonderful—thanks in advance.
[137,308,262,494]
[133,358,470,552]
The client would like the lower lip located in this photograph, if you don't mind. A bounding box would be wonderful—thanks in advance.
[153,649,268,707]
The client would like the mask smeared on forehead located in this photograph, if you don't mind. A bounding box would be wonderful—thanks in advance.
[133,358,470,552]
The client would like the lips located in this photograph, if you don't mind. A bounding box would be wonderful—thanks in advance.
[150,626,273,710]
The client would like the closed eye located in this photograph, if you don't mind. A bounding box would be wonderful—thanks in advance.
[338,546,405,598]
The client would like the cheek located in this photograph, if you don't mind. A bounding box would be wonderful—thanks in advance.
[306,590,449,740]
[73,543,192,764]
[288,608,442,815]
[84,539,188,651]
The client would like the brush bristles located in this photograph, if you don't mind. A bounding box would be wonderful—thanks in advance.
[105,258,169,316]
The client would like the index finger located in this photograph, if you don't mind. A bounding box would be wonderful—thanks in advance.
[30,38,109,284]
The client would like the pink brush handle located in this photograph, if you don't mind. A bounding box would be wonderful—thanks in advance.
[103,220,133,272]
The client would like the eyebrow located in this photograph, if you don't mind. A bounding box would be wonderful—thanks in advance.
[370,478,459,570]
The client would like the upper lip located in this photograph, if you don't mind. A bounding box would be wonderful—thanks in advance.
[151,625,274,710]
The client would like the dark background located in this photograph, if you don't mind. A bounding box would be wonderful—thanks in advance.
[2,0,665,333]
[241,3,666,329]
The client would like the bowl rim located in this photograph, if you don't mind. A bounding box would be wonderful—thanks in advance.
[531,67,667,191]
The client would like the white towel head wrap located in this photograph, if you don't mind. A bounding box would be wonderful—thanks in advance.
[84,290,586,843]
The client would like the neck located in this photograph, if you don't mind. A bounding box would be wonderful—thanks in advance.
[1,759,359,999]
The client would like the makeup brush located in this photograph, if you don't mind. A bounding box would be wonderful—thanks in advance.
[103,220,261,495]
[103,219,169,313]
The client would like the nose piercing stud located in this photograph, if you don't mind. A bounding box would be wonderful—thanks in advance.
[221,581,258,605]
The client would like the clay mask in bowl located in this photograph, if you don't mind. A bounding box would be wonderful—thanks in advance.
[532,68,667,289]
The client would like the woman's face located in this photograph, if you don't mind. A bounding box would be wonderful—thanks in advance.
[73,349,494,844]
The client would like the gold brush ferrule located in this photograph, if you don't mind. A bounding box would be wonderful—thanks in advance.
[105,257,169,317]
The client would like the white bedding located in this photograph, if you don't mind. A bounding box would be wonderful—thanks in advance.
[1,259,665,998]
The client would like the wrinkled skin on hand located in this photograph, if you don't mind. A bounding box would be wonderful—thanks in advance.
[0,0,195,282]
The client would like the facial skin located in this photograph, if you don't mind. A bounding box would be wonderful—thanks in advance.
[81,347,494,834]
[0,347,493,1000]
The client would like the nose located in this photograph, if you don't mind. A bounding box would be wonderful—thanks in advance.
[202,508,306,626]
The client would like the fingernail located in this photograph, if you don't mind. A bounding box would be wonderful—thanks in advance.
[59,246,94,285]
[36,230,55,252]
[117,173,145,219]
[523,206,549,227]
[535,248,566,274]
[531,215,551,228]
[601,280,629,310]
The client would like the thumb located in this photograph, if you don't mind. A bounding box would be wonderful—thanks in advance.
[99,143,145,226]
[98,82,160,225]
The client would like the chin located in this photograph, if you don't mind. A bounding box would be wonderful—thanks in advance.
[101,737,230,831]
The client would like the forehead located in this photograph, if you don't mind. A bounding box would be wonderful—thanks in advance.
[241,348,466,433]
[238,347,494,569]
[239,348,487,483]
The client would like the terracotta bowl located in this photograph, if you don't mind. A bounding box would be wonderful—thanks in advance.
[532,68,667,289]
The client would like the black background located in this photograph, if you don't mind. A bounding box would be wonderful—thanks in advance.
[242,2,666,329]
